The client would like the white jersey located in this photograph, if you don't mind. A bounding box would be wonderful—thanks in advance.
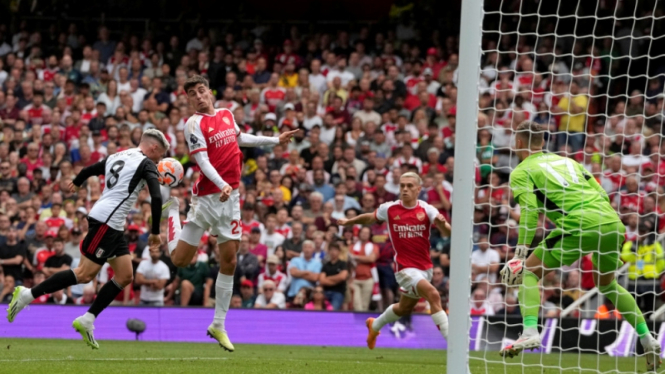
[85,148,159,231]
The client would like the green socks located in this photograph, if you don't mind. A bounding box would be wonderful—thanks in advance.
[519,270,541,329]
[598,280,649,337]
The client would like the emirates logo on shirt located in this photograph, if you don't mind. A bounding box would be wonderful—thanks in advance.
[417,212,426,221]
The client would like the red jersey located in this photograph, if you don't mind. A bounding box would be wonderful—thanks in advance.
[20,157,43,180]
[185,108,243,195]
[81,109,97,125]
[257,270,287,292]
[23,104,51,126]
[39,68,58,82]
[242,219,263,234]
[260,87,286,112]
[275,224,291,238]
[613,190,645,214]
[374,200,439,271]
[603,170,625,193]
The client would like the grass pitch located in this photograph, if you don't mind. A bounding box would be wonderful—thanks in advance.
[0,338,657,373]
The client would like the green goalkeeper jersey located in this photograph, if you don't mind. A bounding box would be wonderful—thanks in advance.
[509,152,620,246]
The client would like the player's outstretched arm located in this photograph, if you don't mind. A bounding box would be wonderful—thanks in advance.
[337,212,378,226]
[70,158,108,191]
[237,130,298,147]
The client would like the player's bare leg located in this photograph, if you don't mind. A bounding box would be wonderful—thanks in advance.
[8,256,101,323]
[415,279,449,338]
[366,295,418,349]
[501,253,549,358]
[207,239,238,352]
[73,255,133,349]
[593,264,661,370]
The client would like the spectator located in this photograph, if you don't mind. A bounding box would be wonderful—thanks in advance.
[305,285,333,311]
[621,218,664,318]
[257,255,288,294]
[254,280,286,309]
[551,80,588,152]
[239,279,256,308]
[0,227,26,301]
[470,287,494,316]
[47,288,74,304]
[248,228,268,264]
[235,234,259,290]
[174,255,209,306]
[470,235,500,284]
[135,247,170,306]
[75,284,96,305]
[287,240,321,299]
[283,222,304,260]
[319,242,348,310]
[260,214,285,256]
[351,227,378,311]
[42,237,72,277]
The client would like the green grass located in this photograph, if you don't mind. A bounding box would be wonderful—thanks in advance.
[0,338,658,373]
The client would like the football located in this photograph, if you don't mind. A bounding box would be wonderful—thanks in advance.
[157,158,184,187]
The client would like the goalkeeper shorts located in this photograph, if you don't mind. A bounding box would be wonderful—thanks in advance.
[532,221,625,274]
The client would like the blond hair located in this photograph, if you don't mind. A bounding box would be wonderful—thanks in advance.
[400,172,423,185]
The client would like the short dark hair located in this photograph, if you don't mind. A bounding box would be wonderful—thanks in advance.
[184,75,209,93]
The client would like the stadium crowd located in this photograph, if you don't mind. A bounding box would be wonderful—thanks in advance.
[0,7,664,319]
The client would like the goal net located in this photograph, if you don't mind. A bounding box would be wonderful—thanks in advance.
[455,0,665,372]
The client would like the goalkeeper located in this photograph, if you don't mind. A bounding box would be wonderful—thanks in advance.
[499,121,661,371]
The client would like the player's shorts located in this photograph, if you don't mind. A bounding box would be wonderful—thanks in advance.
[80,217,130,266]
[186,189,241,244]
[533,221,625,275]
[396,267,433,299]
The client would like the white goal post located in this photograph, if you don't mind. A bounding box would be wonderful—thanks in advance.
[448,0,484,373]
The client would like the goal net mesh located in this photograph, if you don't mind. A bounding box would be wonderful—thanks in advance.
[469,0,665,372]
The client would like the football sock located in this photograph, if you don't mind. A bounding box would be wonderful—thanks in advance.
[167,203,182,256]
[431,311,449,339]
[519,269,540,331]
[371,304,400,332]
[213,273,234,330]
[30,269,78,299]
[88,278,123,317]
[598,280,649,337]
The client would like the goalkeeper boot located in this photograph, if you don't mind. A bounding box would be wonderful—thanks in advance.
[641,334,662,371]
[207,324,235,352]
[366,318,381,350]
[500,329,540,358]
[6,286,32,322]
[72,316,99,350]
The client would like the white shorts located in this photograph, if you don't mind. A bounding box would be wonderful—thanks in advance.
[396,268,433,299]
[185,190,241,244]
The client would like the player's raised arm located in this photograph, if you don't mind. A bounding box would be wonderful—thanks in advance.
[69,158,107,192]
[337,212,378,226]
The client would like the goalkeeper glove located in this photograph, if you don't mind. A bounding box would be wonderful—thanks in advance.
[513,245,529,260]
[501,258,524,286]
